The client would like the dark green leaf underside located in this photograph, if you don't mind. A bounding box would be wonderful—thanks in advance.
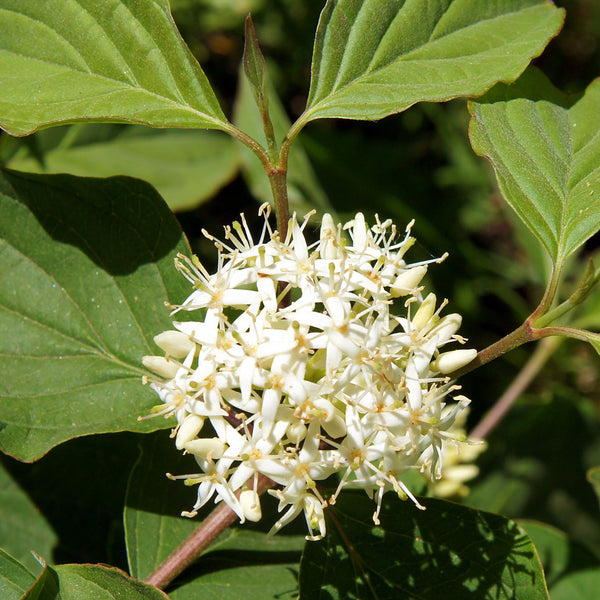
[469,77,600,263]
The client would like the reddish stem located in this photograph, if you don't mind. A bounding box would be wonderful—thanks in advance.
[144,474,274,590]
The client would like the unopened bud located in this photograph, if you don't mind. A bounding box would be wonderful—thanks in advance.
[430,313,462,343]
[286,421,307,444]
[175,415,205,450]
[240,490,262,522]
[154,330,196,358]
[434,349,477,374]
[413,293,436,329]
[184,438,226,459]
[351,213,368,251]
[142,355,180,379]
[391,265,427,297]
[319,213,339,259]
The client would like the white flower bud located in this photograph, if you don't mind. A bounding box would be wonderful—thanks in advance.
[142,355,180,379]
[319,213,339,259]
[154,330,196,358]
[175,415,205,450]
[434,349,477,374]
[430,313,462,344]
[391,265,427,297]
[413,293,437,329]
[286,421,307,444]
[351,212,368,251]
[184,438,226,459]
[239,490,262,522]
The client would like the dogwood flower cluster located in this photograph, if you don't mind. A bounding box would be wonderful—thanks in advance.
[142,205,477,540]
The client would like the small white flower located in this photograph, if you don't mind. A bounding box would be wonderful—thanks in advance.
[143,206,476,539]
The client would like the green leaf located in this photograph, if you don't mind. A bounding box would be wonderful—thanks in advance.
[168,558,300,600]
[124,432,204,581]
[0,461,56,572]
[302,0,564,123]
[233,69,335,216]
[125,432,304,598]
[519,520,600,589]
[550,568,600,600]
[469,75,600,264]
[0,169,190,461]
[0,548,39,600]
[243,14,269,113]
[167,526,303,600]
[30,563,169,600]
[6,125,240,213]
[299,493,548,600]
[0,0,228,135]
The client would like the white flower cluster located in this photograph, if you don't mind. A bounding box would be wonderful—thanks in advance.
[143,206,477,540]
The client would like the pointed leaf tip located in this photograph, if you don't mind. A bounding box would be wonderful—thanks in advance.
[302,0,564,124]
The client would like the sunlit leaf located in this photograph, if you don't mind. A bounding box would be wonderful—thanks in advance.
[302,0,564,123]
[469,74,600,264]
[0,169,189,461]
[0,0,228,135]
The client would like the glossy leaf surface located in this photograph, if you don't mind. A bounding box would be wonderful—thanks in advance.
[0,0,227,135]
[303,0,564,123]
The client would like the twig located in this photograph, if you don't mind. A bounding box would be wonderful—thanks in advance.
[144,474,274,590]
[469,337,560,440]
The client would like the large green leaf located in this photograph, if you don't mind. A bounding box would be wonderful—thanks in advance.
[469,75,600,264]
[299,493,548,600]
[302,0,564,123]
[0,460,56,572]
[0,0,228,135]
[0,169,190,461]
[6,125,240,212]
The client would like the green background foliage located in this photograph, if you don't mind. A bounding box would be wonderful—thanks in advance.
[1,0,600,598]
